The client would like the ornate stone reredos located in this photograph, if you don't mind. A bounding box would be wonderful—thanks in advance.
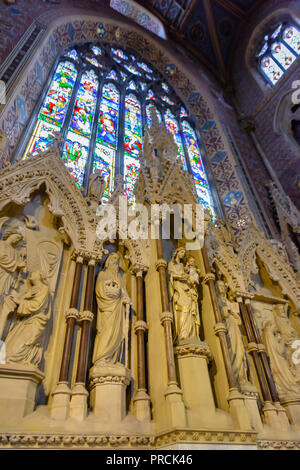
[135,106,198,206]
[267,181,300,277]
[95,175,150,273]
[267,181,300,234]
[237,222,300,310]
[0,147,99,256]
[205,217,245,293]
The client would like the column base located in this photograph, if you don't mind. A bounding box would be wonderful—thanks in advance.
[262,401,282,429]
[89,362,131,422]
[50,382,71,420]
[227,388,253,431]
[281,399,300,427]
[69,383,89,421]
[241,388,263,431]
[164,382,186,428]
[133,389,151,422]
[0,363,44,422]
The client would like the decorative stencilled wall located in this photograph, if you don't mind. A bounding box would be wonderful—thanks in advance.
[0,11,256,240]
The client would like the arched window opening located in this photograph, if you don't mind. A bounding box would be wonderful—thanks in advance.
[256,23,300,86]
[19,42,216,215]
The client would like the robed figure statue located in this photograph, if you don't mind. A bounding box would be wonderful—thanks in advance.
[92,253,131,366]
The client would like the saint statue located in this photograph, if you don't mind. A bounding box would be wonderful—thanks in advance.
[4,270,50,367]
[168,248,200,343]
[0,227,25,298]
[92,253,132,366]
[216,281,251,389]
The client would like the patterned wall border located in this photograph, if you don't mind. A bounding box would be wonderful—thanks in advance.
[0,13,254,239]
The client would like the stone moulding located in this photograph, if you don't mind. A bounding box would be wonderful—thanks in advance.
[0,429,258,449]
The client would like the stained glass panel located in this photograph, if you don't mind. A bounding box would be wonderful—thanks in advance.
[97,83,119,150]
[107,70,117,80]
[62,133,89,187]
[65,49,78,61]
[123,64,141,76]
[124,94,142,158]
[137,62,153,73]
[92,46,102,56]
[128,81,137,90]
[283,26,300,55]
[261,56,284,84]
[93,143,115,199]
[271,42,297,69]
[162,82,169,93]
[180,107,188,118]
[164,109,185,166]
[182,120,213,212]
[23,61,77,159]
[162,95,174,106]
[124,154,140,204]
[146,89,155,100]
[120,71,127,81]
[86,57,103,69]
[112,48,128,60]
[70,69,98,138]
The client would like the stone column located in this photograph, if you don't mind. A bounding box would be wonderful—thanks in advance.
[237,294,288,429]
[244,298,290,428]
[155,233,186,428]
[50,256,83,420]
[70,258,95,421]
[132,268,151,422]
[201,246,252,430]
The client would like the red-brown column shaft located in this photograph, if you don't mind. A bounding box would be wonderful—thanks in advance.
[75,260,95,384]
[59,259,83,383]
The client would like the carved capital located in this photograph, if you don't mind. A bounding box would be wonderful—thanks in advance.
[214,322,227,335]
[134,320,148,333]
[155,259,167,271]
[257,343,266,353]
[131,264,148,276]
[202,273,215,285]
[88,258,96,267]
[75,256,84,264]
[65,308,80,320]
[247,342,258,353]
[175,342,213,362]
[159,311,173,324]
[80,310,94,322]
[90,375,130,387]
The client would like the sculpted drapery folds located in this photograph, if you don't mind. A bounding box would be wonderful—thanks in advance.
[216,281,251,389]
[92,253,132,366]
[0,227,26,298]
[4,270,50,367]
[168,248,200,344]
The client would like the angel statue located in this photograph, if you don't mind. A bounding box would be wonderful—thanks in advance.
[92,253,132,367]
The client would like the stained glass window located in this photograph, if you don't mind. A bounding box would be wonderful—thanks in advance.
[20,43,216,214]
[257,23,300,86]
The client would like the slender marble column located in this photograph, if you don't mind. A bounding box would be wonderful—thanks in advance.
[70,258,95,421]
[155,231,186,427]
[133,269,151,421]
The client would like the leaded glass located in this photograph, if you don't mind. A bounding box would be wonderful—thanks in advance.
[107,70,117,80]
[283,26,300,55]
[137,62,153,73]
[124,94,142,158]
[65,49,78,61]
[21,42,216,214]
[62,69,99,186]
[92,46,102,56]
[112,48,128,60]
[261,56,284,84]
[182,120,213,212]
[164,109,185,165]
[271,42,297,69]
[23,61,77,158]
